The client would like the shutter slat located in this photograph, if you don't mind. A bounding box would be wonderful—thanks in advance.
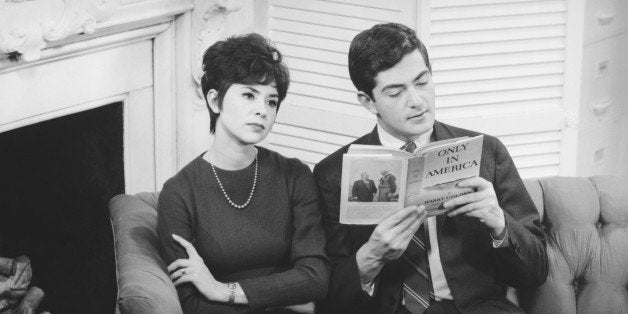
[431,25,565,46]
[499,131,562,146]
[289,82,357,105]
[432,0,546,8]
[270,7,372,35]
[283,56,348,79]
[277,43,346,66]
[272,0,399,22]
[432,62,564,84]
[431,37,564,58]
[282,94,369,118]
[432,1,566,21]
[436,74,564,96]
[324,0,405,10]
[271,30,349,53]
[438,98,561,119]
[432,12,565,33]
[437,86,562,107]
[431,49,564,71]
[273,123,355,146]
[291,70,355,92]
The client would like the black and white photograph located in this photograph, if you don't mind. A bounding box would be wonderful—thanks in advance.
[1,0,627,313]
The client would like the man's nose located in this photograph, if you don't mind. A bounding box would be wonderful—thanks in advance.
[407,87,423,108]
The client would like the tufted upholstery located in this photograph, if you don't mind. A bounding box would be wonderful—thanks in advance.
[519,176,628,314]
[109,176,628,313]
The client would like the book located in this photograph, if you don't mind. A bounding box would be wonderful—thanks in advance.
[339,135,484,224]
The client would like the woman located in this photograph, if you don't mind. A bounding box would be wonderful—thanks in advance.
[157,34,329,313]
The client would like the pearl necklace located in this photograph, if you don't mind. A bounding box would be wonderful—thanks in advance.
[209,152,258,209]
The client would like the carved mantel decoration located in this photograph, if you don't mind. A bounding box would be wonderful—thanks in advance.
[0,0,121,62]
[191,0,247,110]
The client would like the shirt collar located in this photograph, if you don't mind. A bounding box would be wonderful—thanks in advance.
[377,124,433,150]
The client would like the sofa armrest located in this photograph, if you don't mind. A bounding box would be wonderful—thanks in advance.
[110,193,182,314]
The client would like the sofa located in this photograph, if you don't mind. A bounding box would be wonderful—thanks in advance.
[109,176,628,313]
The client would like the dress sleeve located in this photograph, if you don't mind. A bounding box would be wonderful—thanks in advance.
[489,137,549,289]
[237,160,330,310]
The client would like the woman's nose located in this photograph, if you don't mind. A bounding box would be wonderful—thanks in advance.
[254,99,267,117]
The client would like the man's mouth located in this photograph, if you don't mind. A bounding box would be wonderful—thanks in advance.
[409,111,427,120]
[247,123,265,130]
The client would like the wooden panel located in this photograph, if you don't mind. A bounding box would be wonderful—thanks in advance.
[0,40,153,129]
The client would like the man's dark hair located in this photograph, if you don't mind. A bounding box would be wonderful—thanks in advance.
[201,33,290,134]
[348,23,431,99]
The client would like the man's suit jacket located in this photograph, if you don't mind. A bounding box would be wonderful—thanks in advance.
[313,121,548,314]
[352,179,377,202]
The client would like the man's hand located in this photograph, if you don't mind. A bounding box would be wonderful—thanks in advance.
[444,177,506,238]
[356,205,426,284]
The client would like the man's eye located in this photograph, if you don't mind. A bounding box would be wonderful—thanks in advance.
[388,91,402,98]
[243,92,254,99]
[416,80,428,86]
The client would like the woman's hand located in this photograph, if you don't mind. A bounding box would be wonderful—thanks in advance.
[167,234,227,302]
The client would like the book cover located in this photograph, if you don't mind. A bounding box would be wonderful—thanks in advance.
[338,135,483,224]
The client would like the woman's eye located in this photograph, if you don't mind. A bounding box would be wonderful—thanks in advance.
[268,100,278,107]
[243,92,255,100]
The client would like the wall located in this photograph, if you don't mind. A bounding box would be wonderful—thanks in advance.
[573,0,628,177]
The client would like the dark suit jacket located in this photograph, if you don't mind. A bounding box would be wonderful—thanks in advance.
[313,121,548,314]
[352,179,377,202]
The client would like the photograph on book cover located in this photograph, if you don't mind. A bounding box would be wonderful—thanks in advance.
[340,156,406,224]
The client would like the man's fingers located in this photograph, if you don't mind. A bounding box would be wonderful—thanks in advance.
[172,234,199,258]
[447,202,482,217]
[457,176,490,190]
[379,205,422,229]
[443,191,484,209]
[167,258,191,273]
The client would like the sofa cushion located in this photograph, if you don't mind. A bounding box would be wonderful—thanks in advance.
[110,193,182,314]
[520,176,628,314]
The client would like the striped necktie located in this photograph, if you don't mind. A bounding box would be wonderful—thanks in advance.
[401,141,417,153]
[403,223,434,313]
[401,141,433,313]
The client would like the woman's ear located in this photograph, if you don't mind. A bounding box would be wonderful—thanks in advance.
[206,89,220,113]
[357,92,378,116]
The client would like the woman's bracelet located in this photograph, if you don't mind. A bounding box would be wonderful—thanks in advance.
[227,282,236,304]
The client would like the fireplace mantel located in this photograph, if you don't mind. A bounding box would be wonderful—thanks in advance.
[0,0,195,193]
[0,0,261,192]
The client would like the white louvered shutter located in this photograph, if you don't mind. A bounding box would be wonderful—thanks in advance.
[427,0,567,178]
[266,0,567,178]
[266,0,417,168]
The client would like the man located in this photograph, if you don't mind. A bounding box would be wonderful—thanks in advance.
[352,172,377,202]
[313,23,548,314]
[377,170,397,202]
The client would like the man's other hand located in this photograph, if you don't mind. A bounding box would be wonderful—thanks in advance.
[444,177,506,239]
[356,205,426,284]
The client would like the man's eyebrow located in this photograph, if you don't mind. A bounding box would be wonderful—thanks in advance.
[381,70,429,91]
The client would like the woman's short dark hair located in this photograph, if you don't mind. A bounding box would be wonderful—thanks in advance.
[201,33,290,134]
[348,23,431,99]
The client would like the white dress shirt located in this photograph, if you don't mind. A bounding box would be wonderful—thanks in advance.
[376,124,453,301]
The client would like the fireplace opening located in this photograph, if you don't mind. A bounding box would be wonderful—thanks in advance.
[0,103,124,313]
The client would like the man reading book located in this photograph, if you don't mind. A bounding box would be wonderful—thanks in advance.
[313,23,548,314]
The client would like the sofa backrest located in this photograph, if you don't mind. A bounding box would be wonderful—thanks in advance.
[520,176,628,314]
[109,192,181,314]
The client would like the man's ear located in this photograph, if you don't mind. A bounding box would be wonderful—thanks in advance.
[357,91,378,116]
[206,89,220,113]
